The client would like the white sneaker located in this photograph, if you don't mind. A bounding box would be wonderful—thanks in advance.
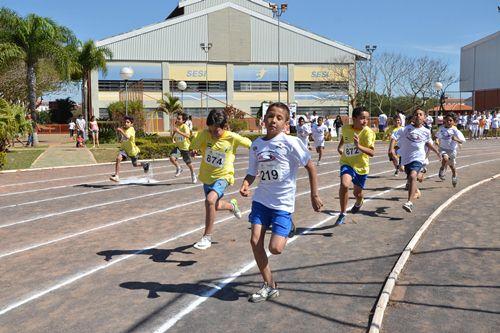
[316,160,321,166]
[193,235,212,250]
[402,201,414,213]
[230,199,242,219]
[191,173,198,184]
[109,175,120,182]
[249,283,279,303]
[452,176,458,188]
[175,167,184,177]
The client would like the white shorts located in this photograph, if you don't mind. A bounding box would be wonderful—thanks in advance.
[440,148,457,166]
[314,139,325,148]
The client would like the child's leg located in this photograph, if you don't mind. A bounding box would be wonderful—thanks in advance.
[353,184,363,206]
[250,224,275,287]
[114,154,123,176]
[92,132,96,147]
[339,173,353,214]
[407,170,418,201]
[318,147,323,161]
[169,156,180,170]
[186,161,195,175]
[204,191,219,236]
[441,154,449,171]
[96,132,99,147]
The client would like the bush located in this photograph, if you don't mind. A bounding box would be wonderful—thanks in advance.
[0,98,31,152]
[229,119,248,133]
[375,131,385,141]
[0,151,6,169]
[107,100,145,131]
[136,140,176,159]
[96,121,119,144]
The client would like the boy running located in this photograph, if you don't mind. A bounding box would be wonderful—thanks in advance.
[390,108,441,213]
[190,109,252,250]
[296,117,311,148]
[312,116,328,165]
[336,107,376,225]
[436,112,466,187]
[110,116,149,182]
[170,112,197,183]
[387,115,403,175]
[240,102,323,302]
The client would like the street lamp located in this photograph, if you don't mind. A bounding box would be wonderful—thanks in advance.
[434,81,445,116]
[270,3,287,103]
[365,44,377,115]
[177,81,187,108]
[200,42,212,114]
[120,67,134,116]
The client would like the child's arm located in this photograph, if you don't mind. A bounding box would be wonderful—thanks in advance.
[337,136,344,155]
[173,127,191,139]
[304,160,323,212]
[353,134,375,157]
[388,137,398,159]
[426,141,441,159]
[239,175,256,197]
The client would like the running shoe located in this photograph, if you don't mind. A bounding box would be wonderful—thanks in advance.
[335,213,346,226]
[109,175,120,182]
[142,162,150,173]
[193,235,212,250]
[394,168,399,176]
[317,160,321,166]
[175,167,184,177]
[191,173,198,184]
[438,167,446,180]
[405,182,409,190]
[350,199,364,214]
[402,201,414,213]
[248,283,279,303]
[288,222,296,238]
[452,176,458,188]
[230,199,242,219]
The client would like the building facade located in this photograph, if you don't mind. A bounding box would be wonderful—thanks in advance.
[93,0,369,130]
[460,31,500,111]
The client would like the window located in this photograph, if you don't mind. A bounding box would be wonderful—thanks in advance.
[170,81,226,92]
[295,81,348,92]
[296,106,348,118]
[234,81,288,92]
[98,80,162,92]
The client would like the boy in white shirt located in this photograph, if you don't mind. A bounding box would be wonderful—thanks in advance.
[390,108,441,213]
[436,112,466,187]
[240,102,323,303]
[492,112,499,139]
[296,117,311,148]
[312,117,328,165]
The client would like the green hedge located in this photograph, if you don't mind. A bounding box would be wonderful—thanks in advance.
[0,152,5,169]
[135,139,176,159]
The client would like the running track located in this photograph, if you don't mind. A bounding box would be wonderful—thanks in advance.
[0,140,499,333]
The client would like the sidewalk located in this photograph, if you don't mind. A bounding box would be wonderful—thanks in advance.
[30,135,97,168]
[382,178,500,333]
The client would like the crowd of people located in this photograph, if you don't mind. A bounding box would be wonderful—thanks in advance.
[107,102,472,303]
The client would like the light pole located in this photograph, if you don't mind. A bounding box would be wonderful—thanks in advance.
[434,81,445,124]
[365,44,377,115]
[270,3,287,103]
[120,67,134,116]
[200,42,212,114]
[177,81,187,109]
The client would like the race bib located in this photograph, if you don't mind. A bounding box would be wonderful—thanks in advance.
[344,143,361,157]
[259,161,282,182]
[205,148,225,168]
[174,134,185,142]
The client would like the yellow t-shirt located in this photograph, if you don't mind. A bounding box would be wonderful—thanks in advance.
[190,129,252,185]
[339,125,375,175]
[174,123,191,151]
[121,127,140,157]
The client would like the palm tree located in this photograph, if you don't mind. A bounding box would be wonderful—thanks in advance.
[157,93,182,132]
[0,8,78,120]
[72,40,112,124]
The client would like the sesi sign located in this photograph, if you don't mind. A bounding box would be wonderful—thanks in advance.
[186,70,207,78]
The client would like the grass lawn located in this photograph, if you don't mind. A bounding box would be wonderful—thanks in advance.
[90,147,119,163]
[3,148,46,170]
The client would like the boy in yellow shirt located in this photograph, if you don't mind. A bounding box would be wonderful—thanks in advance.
[190,109,252,250]
[170,113,197,183]
[110,116,149,182]
[336,107,376,225]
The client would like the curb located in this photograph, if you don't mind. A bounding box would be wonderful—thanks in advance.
[369,172,500,333]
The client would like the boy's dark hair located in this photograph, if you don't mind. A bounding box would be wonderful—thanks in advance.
[317,116,324,122]
[206,109,227,128]
[178,112,188,122]
[266,102,290,120]
[123,115,134,123]
[445,112,457,122]
[352,106,368,118]
[412,107,426,115]
[298,116,305,122]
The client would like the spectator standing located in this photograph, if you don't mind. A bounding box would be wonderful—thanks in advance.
[289,112,297,134]
[334,115,343,140]
[378,112,388,133]
[89,116,99,148]
[186,115,193,131]
[76,114,86,140]
[68,118,76,141]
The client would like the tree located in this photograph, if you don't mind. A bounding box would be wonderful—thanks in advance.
[157,93,182,132]
[71,40,112,122]
[49,98,76,124]
[108,100,145,131]
[0,8,78,119]
[0,98,31,152]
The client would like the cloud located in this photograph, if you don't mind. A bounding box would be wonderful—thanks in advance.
[410,44,461,55]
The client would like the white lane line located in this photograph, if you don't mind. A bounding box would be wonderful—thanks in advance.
[0,152,344,209]
[0,159,368,259]
[0,154,349,229]
[369,171,500,333]
[152,157,500,332]
[2,156,498,318]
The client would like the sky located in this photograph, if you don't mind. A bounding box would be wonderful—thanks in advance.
[2,0,499,101]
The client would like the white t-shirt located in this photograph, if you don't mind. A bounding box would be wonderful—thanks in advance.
[309,115,318,124]
[248,133,311,213]
[76,118,86,131]
[426,115,433,127]
[378,114,388,127]
[392,125,433,166]
[69,121,76,130]
[492,115,499,129]
[289,117,297,127]
[325,118,335,130]
[312,124,328,142]
[398,113,406,127]
[436,126,465,152]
